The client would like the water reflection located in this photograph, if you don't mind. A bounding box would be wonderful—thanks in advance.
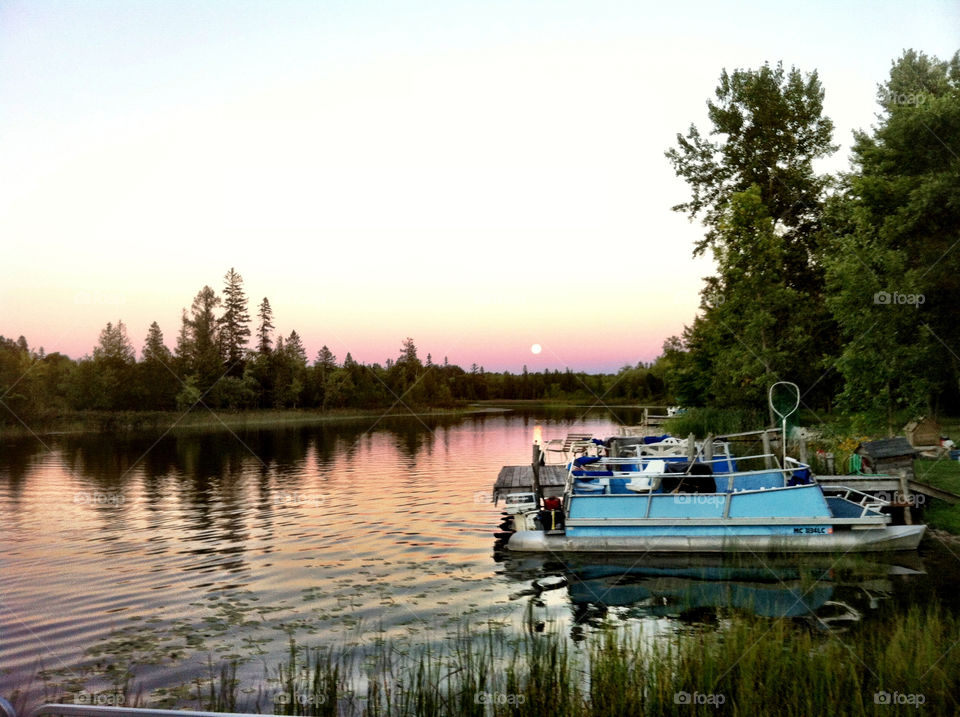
[496,551,927,638]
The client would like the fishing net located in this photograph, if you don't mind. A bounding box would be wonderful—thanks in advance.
[769,382,801,439]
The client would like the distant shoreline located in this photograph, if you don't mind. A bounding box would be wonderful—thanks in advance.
[0,402,657,439]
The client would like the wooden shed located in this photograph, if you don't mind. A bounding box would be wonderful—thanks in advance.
[854,437,917,478]
[903,416,941,447]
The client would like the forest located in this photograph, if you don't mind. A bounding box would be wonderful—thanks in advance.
[0,281,668,424]
[1,49,958,428]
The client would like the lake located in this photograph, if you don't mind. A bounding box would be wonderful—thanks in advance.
[2,408,958,708]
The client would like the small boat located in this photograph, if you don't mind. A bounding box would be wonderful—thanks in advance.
[502,447,926,553]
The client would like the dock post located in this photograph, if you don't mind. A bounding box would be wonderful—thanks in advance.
[825,452,835,474]
[762,430,773,469]
[799,433,808,464]
[704,433,714,463]
[898,469,914,525]
[686,433,696,462]
[531,443,542,505]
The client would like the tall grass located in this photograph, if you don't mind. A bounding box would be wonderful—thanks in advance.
[664,407,765,438]
[178,603,960,716]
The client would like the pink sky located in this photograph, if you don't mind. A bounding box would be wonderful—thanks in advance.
[2,2,956,372]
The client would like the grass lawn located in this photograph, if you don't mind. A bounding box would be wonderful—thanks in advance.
[914,457,960,533]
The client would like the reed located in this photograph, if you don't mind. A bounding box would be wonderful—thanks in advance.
[16,600,959,715]
[664,407,764,439]
[195,603,957,716]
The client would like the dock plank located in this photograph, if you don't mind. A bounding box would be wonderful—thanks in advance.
[493,464,568,502]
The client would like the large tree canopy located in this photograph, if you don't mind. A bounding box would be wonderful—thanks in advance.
[666,61,836,270]
[823,50,960,419]
[665,62,838,409]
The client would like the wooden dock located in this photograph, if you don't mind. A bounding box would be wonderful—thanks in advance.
[493,465,567,503]
[814,475,960,505]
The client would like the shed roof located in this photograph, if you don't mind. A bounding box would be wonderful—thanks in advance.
[904,416,939,431]
[855,437,917,459]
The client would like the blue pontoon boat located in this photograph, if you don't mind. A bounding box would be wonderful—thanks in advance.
[504,448,926,553]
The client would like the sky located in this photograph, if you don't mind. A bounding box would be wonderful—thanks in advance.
[1,1,958,373]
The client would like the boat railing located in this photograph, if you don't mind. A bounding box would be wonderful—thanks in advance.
[570,453,794,472]
[819,485,891,517]
[1,701,259,717]
[566,454,812,494]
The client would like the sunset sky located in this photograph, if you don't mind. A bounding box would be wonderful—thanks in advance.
[2,1,957,372]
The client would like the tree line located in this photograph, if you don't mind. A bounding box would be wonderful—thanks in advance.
[662,48,960,425]
[0,269,671,424]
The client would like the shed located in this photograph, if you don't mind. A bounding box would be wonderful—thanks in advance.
[854,437,917,478]
[903,416,941,447]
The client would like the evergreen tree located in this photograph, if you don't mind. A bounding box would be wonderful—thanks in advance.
[311,345,338,409]
[186,286,223,393]
[257,297,274,355]
[219,267,251,373]
[92,320,136,409]
[139,321,178,410]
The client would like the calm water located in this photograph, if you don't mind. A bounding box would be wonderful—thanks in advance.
[2,409,958,707]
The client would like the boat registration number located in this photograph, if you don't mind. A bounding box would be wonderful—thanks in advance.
[793,527,832,534]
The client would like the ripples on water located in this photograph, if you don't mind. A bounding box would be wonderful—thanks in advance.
[0,411,624,702]
[0,409,955,706]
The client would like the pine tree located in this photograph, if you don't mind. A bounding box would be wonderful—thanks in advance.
[92,320,136,409]
[257,297,274,354]
[142,321,172,364]
[187,286,222,392]
[139,321,177,410]
[219,268,251,373]
[93,320,135,365]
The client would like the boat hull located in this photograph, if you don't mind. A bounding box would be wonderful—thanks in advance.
[506,524,926,553]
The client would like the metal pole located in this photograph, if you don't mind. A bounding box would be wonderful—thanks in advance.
[531,442,542,505]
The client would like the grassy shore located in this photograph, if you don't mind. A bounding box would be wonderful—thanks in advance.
[0,406,496,438]
[18,603,958,716]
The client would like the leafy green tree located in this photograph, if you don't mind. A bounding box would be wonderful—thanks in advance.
[823,49,960,420]
[665,62,839,408]
[666,61,836,267]
[0,335,40,424]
